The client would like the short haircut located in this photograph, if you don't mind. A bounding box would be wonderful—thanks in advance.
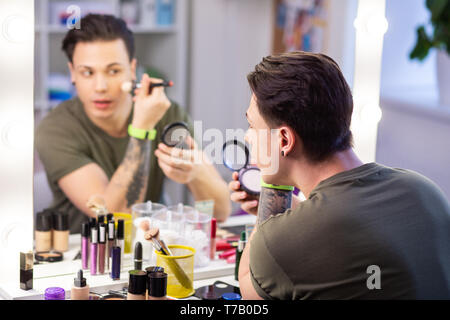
[247,51,354,162]
[62,14,135,63]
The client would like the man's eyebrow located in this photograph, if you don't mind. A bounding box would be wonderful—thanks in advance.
[76,62,123,69]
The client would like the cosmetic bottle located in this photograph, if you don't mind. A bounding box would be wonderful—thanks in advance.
[98,223,106,274]
[111,246,121,280]
[234,231,247,281]
[148,272,168,300]
[20,251,33,290]
[35,210,52,252]
[44,287,66,300]
[81,222,89,270]
[53,212,69,252]
[127,270,147,300]
[210,218,217,260]
[71,270,89,300]
[107,220,115,271]
[117,219,124,269]
[90,225,98,275]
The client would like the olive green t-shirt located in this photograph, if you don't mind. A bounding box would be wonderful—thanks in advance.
[250,163,450,299]
[35,97,193,234]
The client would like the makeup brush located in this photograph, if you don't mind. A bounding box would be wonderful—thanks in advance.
[121,80,173,93]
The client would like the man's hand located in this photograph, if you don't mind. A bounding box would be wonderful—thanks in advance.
[154,136,203,184]
[229,171,259,215]
[132,74,171,130]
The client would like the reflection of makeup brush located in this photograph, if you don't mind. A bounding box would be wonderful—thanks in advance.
[121,80,173,93]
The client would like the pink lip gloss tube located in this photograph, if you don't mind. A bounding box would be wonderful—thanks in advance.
[98,223,106,275]
[90,225,98,275]
[81,223,89,270]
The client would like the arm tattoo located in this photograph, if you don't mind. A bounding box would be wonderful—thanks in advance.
[122,137,151,207]
[257,187,292,225]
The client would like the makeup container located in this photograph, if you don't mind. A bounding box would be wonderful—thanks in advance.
[235,231,247,281]
[44,287,65,300]
[161,121,190,149]
[97,214,105,225]
[71,270,89,300]
[90,225,98,275]
[183,208,211,268]
[101,294,126,300]
[117,219,125,269]
[53,212,69,252]
[148,271,168,300]
[111,246,121,280]
[134,242,142,270]
[35,251,63,262]
[81,222,89,270]
[127,270,147,300]
[222,140,261,196]
[107,220,115,272]
[210,218,217,260]
[132,201,167,264]
[20,251,33,290]
[35,210,53,252]
[98,223,106,274]
[145,266,164,299]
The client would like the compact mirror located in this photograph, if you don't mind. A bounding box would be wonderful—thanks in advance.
[161,122,190,149]
[222,140,261,195]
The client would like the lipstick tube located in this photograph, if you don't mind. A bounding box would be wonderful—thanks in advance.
[107,220,115,272]
[219,248,236,259]
[90,226,98,275]
[98,223,106,274]
[81,223,89,270]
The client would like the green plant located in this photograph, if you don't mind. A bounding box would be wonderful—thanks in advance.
[410,0,450,61]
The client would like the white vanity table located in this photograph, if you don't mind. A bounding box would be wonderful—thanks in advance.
[0,215,254,300]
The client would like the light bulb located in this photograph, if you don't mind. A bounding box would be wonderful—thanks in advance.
[2,15,30,43]
[361,103,382,125]
[367,14,388,37]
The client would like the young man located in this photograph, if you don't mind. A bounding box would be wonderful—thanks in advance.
[36,14,230,233]
[231,52,450,299]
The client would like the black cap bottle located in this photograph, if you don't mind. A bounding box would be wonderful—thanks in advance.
[127,270,147,300]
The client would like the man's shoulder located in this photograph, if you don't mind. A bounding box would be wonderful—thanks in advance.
[37,98,83,131]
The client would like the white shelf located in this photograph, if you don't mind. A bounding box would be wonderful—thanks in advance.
[380,86,450,123]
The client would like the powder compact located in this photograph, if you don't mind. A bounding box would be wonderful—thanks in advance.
[222,139,261,196]
[161,122,190,149]
[35,251,63,263]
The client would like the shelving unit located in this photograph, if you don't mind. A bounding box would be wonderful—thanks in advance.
[34,0,188,117]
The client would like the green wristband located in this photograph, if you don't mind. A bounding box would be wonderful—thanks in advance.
[260,178,294,191]
[128,124,157,140]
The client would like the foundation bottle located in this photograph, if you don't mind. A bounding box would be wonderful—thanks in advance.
[71,270,90,300]
[53,212,69,252]
[127,270,147,300]
[148,272,168,300]
[35,210,52,252]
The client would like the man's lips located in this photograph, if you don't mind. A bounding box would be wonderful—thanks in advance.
[93,100,113,109]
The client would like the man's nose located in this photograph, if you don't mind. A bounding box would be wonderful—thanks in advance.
[94,75,108,92]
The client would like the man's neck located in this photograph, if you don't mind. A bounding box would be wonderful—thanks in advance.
[87,96,133,138]
[292,149,364,198]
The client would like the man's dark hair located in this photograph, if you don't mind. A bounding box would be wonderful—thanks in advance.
[62,14,135,63]
[247,51,354,162]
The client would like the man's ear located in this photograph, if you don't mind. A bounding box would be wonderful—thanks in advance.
[130,58,137,81]
[68,62,75,83]
[279,126,296,157]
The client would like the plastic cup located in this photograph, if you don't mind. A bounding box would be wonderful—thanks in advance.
[184,211,211,267]
[131,202,167,262]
